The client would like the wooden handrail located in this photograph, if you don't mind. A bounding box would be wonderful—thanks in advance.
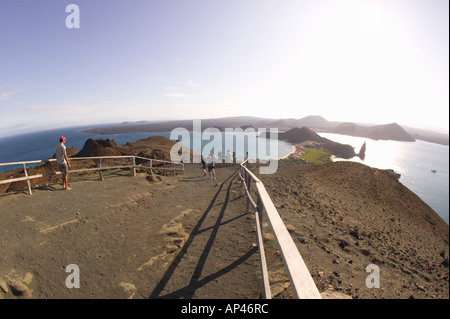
[0,155,184,195]
[0,160,42,167]
[239,160,321,299]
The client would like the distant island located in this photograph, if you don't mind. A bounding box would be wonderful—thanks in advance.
[80,115,449,146]
[331,122,415,142]
[265,127,362,161]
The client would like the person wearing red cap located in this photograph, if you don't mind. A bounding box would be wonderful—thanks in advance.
[55,136,72,190]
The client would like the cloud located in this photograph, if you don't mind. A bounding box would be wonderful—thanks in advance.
[0,89,23,102]
[174,103,230,109]
[0,123,39,137]
[163,93,191,98]
[31,104,93,115]
[112,104,161,115]
[185,80,199,87]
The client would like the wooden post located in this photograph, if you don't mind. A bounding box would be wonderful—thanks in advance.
[149,159,153,175]
[246,171,252,213]
[98,158,104,181]
[132,156,136,176]
[255,182,322,299]
[23,163,32,195]
[256,194,271,299]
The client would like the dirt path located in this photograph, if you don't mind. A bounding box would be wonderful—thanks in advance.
[0,164,267,299]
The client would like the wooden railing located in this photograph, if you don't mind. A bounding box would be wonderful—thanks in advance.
[239,160,321,299]
[0,156,184,195]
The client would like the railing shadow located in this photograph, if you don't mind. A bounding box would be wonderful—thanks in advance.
[148,169,255,299]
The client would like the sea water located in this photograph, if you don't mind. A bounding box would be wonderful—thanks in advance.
[0,125,167,165]
[173,130,294,161]
[0,126,293,168]
[319,133,449,224]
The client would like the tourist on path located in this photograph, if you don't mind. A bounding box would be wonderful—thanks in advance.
[218,150,222,166]
[226,150,232,166]
[206,153,216,180]
[55,136,72,190]
[201,155,207,176]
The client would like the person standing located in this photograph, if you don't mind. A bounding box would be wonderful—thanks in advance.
[226,150,232,166]
[206,153,216,180]
[55,136,72,190]
[201,155,207,176]
[217,150,222,166]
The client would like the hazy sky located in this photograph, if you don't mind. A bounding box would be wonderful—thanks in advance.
[0,0,448,136]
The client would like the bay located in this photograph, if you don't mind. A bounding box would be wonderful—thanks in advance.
[319,133,449,224]
[0,125,293,168]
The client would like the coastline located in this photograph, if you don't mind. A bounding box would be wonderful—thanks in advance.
[280,143,296,159]
[0,131,448,224]
[277,138,449,224]
[279,141,328,161]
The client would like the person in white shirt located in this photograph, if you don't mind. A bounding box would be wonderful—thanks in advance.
[217,150,222,165]
[225,150,232,166]
[206,153,216,180]
[55,136,72,190]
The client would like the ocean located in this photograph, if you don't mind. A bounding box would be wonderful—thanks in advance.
[0,125,294,168]
[319,133,449,224]
[0,126,448,224]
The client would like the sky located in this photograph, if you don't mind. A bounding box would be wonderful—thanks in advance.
[0,0,449,137]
